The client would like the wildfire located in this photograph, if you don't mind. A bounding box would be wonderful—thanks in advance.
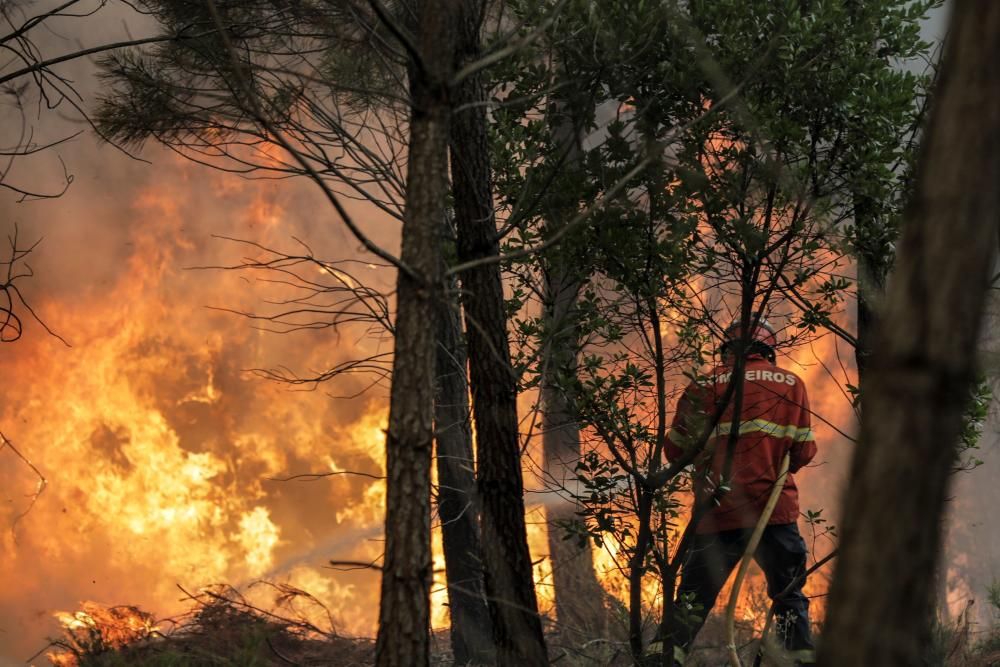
[0,133,859,665]
[0,154,392,661]
[48,603,158,666]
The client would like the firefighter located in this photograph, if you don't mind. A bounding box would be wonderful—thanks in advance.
[659,318,817,665]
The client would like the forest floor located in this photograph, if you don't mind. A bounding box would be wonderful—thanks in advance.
[40,590,1000,667]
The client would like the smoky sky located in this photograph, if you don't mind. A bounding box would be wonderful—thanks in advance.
[1,3,403,663]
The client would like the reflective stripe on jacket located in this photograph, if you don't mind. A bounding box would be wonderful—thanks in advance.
[666,357,817,533]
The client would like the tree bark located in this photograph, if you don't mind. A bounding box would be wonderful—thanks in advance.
[541,270,607,639]
[854,224,881,381]
[375,3,456,665]
[818,3,1000,664]
[450,1,549,663]
[434,266,496,665]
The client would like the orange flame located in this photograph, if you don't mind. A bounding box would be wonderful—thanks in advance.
[0,154,393,660]
[48,603,157,666]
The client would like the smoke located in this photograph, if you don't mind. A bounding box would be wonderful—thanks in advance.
[0,4,404,662]
[941,297,1000,629]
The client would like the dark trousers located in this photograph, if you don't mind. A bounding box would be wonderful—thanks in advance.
[667,523,814,654]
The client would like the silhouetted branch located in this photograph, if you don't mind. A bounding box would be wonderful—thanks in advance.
[0,431,48,536]
[0,226,70,345]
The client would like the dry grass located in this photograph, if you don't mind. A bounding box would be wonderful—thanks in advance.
[44,585,373,667]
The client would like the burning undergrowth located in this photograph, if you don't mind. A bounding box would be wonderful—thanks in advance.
[44,583,374,667]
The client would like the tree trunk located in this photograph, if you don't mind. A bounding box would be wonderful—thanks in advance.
[818,3,1000,664]
[537,85,607,640]
[434,265,496,665]
[854,227,881,381]
[450,1,549,663]
[375,3,456,665]
[541,270,607,639]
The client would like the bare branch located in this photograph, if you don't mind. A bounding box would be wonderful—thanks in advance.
[0,431,48,537]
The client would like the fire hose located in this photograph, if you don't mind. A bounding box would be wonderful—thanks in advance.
[724,451,791,667]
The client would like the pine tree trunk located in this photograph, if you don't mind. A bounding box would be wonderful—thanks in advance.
[434,266,496,665]
[450,1,548,663]
[541,270,607,639]
[375,3,456,665]
[854,229,881,381]
[818,3,1000,664]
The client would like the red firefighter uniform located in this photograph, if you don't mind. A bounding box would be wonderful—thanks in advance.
[666,354,817,532]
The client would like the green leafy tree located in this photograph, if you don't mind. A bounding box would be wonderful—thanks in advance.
[491,1,941,663]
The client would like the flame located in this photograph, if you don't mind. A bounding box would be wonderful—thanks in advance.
[0,154,392,660]
[526,506,556,616]
[48,603,158,666]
